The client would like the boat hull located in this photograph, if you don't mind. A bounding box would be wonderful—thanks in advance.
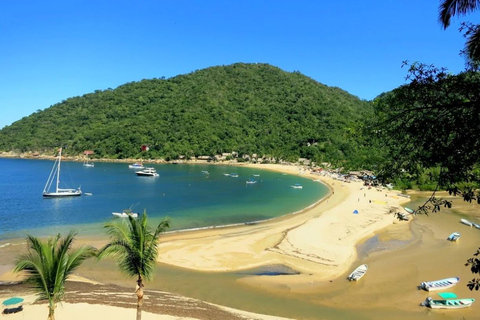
[348,264,368,281]
[421,277,459,291]
[43,191,82,197]
[427,298,475,309]
[135,172,159,177]
[447,232,460,241]
[112,212,138,218]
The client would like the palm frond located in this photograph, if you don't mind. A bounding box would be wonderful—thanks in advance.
[14,232,94,307]
[100,210,170,281]
[466,24,480,63]
[439,0,480,28]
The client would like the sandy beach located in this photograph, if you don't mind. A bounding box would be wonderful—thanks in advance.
[158,164,408,280]
[2,163,480,319]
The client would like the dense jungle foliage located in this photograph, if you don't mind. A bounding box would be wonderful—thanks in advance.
[0,63,378,168]
[371,67,480,192]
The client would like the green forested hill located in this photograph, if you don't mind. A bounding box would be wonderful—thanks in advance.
[0,63,375,166]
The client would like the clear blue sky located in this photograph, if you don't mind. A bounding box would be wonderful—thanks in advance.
[0,0,473,128]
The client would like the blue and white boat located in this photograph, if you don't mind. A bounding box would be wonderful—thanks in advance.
[447,232,460,241]
[421,277,460,291]
[425,297,475,309]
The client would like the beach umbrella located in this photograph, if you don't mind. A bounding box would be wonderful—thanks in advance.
[353,209,359,214]
[2,297,24,306]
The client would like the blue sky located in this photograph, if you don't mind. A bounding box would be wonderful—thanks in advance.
[0,0,474,128]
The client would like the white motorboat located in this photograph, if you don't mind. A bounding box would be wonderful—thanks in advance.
[421,277,460,291]
[348,264,368,281]
[112,210,138,218]
[460,218,473,227]
[129,162,145,169]
[291,184,303,189]
[135,167,159,177]
[43,148,82,197]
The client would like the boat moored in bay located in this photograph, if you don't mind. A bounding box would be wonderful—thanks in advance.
[43,148,82,197]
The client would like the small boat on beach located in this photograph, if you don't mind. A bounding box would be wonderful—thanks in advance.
[424,297,475,309]
[420,277,459,291]
[129,163,145,169]
[43,148,82,197]
[473,222,480,229]
[460,218,473,227]
[291,184,303,189]
[112,209,138,218]
[347,264,368,281]
[447,232,460,241]
[135,167,159,177]
[404,207,414,214]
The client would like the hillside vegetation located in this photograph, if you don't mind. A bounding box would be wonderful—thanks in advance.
[0,63,376,167]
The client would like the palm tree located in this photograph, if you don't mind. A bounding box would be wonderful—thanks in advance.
[439,0,480,64]
[14,232,96,320]
[98,211,170,320]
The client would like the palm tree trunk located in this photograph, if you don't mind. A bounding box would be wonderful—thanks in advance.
[48,307,55,320]
[136,275,144,320]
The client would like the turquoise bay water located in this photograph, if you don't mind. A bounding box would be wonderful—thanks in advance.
[0,158,328,240]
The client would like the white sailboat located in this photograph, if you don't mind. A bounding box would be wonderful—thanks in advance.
[83,156,94,167]
[43,148,82,197]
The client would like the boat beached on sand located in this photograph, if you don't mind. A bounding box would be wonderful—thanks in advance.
[347,264,368,281]
[447,232,460,241]
[404,207,414,214]
[425,297,475,309]
[460,218,473,227]
[43,148,82,197]
[420,277,460,291]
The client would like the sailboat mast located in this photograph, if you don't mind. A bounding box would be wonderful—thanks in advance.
[56,148,62,193]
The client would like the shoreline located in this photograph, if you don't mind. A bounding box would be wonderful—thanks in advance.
[156,163,409,280]
[0,161,409,280]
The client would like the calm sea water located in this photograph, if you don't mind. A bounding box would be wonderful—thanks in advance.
[0,158,328,240]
